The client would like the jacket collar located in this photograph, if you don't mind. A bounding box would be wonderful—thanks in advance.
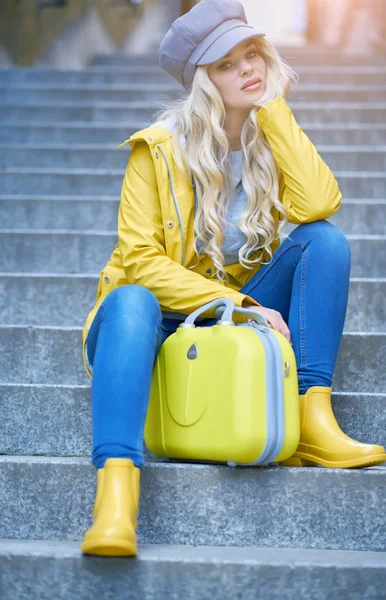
[118,125,174,149]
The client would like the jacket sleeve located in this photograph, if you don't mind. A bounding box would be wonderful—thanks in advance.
[257,97,342,224]
[118,141,261,321]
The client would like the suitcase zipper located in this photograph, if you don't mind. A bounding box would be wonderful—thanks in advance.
[229,323,285,466]
[258,328,286,464]
[252,327,280,465]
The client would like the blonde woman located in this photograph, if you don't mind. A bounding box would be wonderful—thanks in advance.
[80,0,386,558]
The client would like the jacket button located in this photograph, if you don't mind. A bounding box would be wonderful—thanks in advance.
[104,276,110,283]
[205,268,212,274]
[154,151,159,158]
[167,221,174,228]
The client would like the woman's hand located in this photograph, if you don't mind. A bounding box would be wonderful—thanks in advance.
[244,304,292,345]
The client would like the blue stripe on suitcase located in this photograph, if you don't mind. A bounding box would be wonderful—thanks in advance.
[229,325,285,466]
[262,329,286,463]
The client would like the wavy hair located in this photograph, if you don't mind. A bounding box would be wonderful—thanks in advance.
[152,36,299,282]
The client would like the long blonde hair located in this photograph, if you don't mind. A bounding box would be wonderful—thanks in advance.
[153,36,298,282]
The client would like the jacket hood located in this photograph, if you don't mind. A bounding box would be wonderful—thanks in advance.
[118,124,175,150]
[118,114,187,154]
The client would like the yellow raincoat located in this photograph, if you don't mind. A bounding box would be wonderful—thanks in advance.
[82,97,342,377]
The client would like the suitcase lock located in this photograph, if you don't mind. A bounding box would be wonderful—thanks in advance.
[187,344,199,360]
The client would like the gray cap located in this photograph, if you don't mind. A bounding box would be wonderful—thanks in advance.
[159,0,265,91]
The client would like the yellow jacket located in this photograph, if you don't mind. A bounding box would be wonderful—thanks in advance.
[82,97,342,377]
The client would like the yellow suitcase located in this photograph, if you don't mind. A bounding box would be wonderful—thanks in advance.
[145,298,300,466]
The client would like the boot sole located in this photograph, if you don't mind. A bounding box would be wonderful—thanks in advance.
[81,537,137,557]
[280,453,386,469]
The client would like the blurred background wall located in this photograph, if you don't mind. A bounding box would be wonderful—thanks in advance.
[0,0,158,67]
[243,0,307,46]
[0,0,384,68]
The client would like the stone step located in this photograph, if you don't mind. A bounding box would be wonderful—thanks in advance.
[0,228,385,276]
[1,273,385,332]
[1,540,385,600]
[2,66,386,85]
[2,122,386,146]
[298,70,386,84]
[0,168,385,198]
[1,145,386,171]
[1,103,386,123]
[1,383,385,456]
[289,87,386,102]
[0,196,120,231]
[0,230,384,277]
[0,456,385,551]
[90,51,386,67]
[0,325,384,391]
[0,273,97,326]
[2,85,386,103]
[0,195,385,234]
[324,201,386,234]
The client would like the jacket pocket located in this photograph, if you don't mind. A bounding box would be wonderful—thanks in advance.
[97,264,128,302]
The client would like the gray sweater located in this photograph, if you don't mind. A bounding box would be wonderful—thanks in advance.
[194,149,248,265]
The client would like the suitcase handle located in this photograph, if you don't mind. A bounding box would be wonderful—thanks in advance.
[215,302,270,327]
[181,297,270,327]
[182,298,235,326]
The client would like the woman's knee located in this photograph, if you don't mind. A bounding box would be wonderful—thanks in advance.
[295,219,351,256]
[102,284,162,323]
[86,285,161,371]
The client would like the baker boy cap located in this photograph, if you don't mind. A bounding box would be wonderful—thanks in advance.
[159,0,265,91]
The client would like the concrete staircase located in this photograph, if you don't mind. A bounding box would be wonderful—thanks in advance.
[1,49,386,598]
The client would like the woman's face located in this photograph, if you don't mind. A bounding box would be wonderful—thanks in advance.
[207,39,267,110]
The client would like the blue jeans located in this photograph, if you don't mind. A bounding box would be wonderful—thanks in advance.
[86,220,351,469]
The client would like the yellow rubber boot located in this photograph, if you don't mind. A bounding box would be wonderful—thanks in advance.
[92,466,139,527]
[81,458,140,556]
[280,386,386,469]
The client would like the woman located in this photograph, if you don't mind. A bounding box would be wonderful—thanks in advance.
[80,0,386,558]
